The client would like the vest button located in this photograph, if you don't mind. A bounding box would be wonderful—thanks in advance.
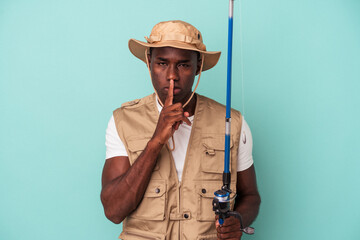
[155,188,160,194]
[202,188,206,194]
[184,213,189,219]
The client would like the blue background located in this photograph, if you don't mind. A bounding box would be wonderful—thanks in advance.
[1,0,359,239]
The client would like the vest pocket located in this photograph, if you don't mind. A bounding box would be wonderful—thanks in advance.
[196,181,237,222]
[196,181,222,221]
[129,180,166,221]
[127,136,160,171]
[127,137,150,162]
[119,228,165,240]
[201,134,234,174]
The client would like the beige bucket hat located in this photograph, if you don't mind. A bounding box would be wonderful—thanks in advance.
[128,20,221,71]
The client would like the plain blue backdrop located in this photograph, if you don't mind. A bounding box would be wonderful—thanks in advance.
[1,0,359,239]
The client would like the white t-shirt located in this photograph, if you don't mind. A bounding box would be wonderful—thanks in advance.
[105,99,254,182]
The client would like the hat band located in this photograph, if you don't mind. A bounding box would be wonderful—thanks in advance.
[145,33,206,51]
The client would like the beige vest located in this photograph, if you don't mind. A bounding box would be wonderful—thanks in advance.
[113,93,242,240]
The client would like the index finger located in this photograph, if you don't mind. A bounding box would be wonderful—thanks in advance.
[164,80,174,107]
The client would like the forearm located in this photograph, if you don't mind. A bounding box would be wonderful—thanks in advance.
[101,81,192,223]
[234,193,261,228]
[101,138,164,223]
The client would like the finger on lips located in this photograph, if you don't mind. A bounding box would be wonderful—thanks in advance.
[162,80,191,127]
[165,80,174,107]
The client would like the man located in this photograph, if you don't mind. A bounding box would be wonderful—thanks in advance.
[101,20,260,240]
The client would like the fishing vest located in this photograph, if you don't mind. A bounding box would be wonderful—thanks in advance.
[113,93,242,240]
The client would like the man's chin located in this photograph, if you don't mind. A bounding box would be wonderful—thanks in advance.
[158,93,192,106]
[173,96,187,105]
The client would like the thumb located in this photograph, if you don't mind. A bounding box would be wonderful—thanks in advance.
[215,219,220,228]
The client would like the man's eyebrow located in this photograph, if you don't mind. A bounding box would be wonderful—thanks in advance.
[178,59,191,63]
[156,57,168,61]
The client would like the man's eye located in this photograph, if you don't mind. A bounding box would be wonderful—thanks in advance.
[179,64,190,68]
[158,62,166,66]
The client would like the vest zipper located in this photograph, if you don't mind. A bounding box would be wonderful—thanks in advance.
[166,141,181,239]
[180,95,200,185]
[178,182,181,240]
[177,183,181,213]
[178,95,200,240]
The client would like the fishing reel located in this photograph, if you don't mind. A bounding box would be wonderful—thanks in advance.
[212,174,255,235]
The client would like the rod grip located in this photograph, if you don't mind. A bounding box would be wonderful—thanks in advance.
[222,172,231,191]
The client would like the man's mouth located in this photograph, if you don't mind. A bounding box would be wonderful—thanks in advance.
[164,87,181,95]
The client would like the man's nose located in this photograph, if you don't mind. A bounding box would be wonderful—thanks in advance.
[167,64,179,81]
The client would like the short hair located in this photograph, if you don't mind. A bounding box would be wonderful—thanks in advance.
[148,47,201,61]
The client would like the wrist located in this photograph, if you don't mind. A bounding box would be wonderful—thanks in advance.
[148,136,166,148]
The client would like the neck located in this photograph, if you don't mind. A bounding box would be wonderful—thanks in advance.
[157,93,197,116]
[183,94,197,116]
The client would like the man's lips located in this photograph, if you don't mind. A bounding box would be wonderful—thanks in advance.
[164,87,181,95]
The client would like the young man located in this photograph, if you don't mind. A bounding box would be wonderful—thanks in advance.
[101,20,260,240]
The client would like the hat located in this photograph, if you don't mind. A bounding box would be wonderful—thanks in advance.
[128,20,221,71]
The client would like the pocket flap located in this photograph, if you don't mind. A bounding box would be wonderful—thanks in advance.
[196,181,237,198]
[126,136,160,170]
[196,182,222,198]
[202,134,233,151]
[129,179,166,221]
[144,180,166,198]
[119,228,165,240]
[127,137,151,152]
[201,134,234,174]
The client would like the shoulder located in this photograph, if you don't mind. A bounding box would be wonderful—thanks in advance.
[119,94,154,109]
[113,94,155,115]
[112,93,157,126]
[120,99,141,108]
[197,94,241,118]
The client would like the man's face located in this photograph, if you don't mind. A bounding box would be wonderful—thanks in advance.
[148,47,200,105]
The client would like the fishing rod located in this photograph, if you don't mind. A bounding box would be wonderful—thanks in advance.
[212,0,254,235]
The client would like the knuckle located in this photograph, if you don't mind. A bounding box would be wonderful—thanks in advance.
[218,233,227,239]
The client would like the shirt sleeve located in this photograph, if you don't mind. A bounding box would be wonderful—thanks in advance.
[105,115,128,159]
[237,116,254,171]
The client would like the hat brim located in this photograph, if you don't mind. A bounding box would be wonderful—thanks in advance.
[128,39,221,71]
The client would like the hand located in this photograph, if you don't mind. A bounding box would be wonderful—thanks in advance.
[215,216,243,240]
[151,80,191,145]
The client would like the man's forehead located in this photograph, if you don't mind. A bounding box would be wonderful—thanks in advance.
[150,47,199,61]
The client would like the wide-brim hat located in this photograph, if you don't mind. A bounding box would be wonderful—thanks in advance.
[129,20,221,71]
